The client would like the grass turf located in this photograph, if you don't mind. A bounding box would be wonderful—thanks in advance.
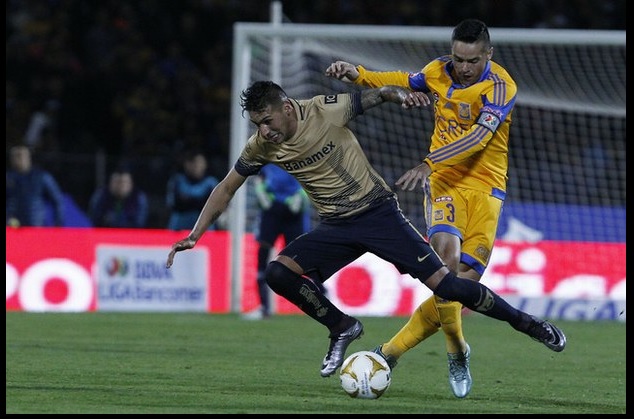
[6,312,625,414]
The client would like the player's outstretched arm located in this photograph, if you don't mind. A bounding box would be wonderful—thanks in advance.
[166,168,246,268]
[360,86,431,112]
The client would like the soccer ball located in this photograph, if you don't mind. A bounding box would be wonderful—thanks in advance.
[339,350,392,399]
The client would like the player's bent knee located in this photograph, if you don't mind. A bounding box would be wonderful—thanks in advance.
[264,261,298,293]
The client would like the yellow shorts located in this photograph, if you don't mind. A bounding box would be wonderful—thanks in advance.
[423,178,503,275]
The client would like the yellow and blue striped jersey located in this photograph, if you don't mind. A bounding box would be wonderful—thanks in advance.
[355,56,517,198]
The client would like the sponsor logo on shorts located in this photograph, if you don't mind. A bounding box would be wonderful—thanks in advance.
[417,254,431,262]
[475,245,490,261]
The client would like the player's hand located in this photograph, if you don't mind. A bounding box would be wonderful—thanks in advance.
[325,61,359,83]
[401,91,431,109]
[285,193,303,214]
[257,192,273,210]
[395,163,431,191]
[166,237,196,268]
[255,181,273,210]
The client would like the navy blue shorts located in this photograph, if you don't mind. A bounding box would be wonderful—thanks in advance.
[279,197,445,284]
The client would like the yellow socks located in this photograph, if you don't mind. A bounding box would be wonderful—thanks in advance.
[381,295,466,358]
[435,296,465,354]
[382,296,440,358]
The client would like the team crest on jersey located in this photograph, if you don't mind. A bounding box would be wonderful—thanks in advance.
[459,103,471,119]
[325,95,337,104]
[477,111,501,132]
[433,209,444,221]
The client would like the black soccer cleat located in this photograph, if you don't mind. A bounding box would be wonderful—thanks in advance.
[527,316,566,352]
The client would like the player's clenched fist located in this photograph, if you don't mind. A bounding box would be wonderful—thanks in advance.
[325,61,359,83]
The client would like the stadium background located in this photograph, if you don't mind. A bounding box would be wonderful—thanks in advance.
[6,0,625,318]
[6,0,626,227]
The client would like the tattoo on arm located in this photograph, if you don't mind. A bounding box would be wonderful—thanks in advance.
[360,88,384,110]
[209,210,223,227]
[360,86,408,110]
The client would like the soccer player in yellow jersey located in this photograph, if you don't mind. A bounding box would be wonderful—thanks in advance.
[166,80,564,383]
[325,19,516,398]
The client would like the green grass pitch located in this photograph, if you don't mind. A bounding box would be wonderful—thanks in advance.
[6,312,625,414]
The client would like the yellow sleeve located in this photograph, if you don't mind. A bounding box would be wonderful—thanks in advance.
[355,65,411,88]
[423,156,435,172]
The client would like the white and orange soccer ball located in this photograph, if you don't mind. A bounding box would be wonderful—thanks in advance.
[339,350,392,399]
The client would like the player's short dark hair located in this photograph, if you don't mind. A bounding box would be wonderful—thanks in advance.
[452,19,491,48]
[240,81,288,115]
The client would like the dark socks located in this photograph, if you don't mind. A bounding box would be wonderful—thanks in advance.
[257,244,271,313]
[256,273,270,315]
[329,315,358,337]
[434,273,533,331]
[265,261,346,331]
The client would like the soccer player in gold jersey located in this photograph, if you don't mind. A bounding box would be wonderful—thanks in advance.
[166,80,564,382]
[325,19,516,398]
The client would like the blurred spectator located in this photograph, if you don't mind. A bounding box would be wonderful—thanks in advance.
[166,150,219,231]
[23,99,62,154]
[88,167,148,228]
[6,145,65,227]
[242,164,315,320]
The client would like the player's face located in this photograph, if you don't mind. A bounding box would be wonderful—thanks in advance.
[10,146,32,173]
[450,40,492,87]
[185,154,207,179]
[109,173,133,198]
[249,102,297,144]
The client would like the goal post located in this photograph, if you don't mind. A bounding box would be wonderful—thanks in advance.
[228,22,626,312]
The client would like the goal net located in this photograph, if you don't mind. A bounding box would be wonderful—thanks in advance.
[228,23,626,308]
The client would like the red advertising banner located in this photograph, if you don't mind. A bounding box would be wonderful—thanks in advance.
[243,239,626,321]
[6,228,626,321]
[6,228,231,312]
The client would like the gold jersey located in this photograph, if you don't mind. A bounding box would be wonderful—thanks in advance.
[236,92,394,219]
[355,57,517,198]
